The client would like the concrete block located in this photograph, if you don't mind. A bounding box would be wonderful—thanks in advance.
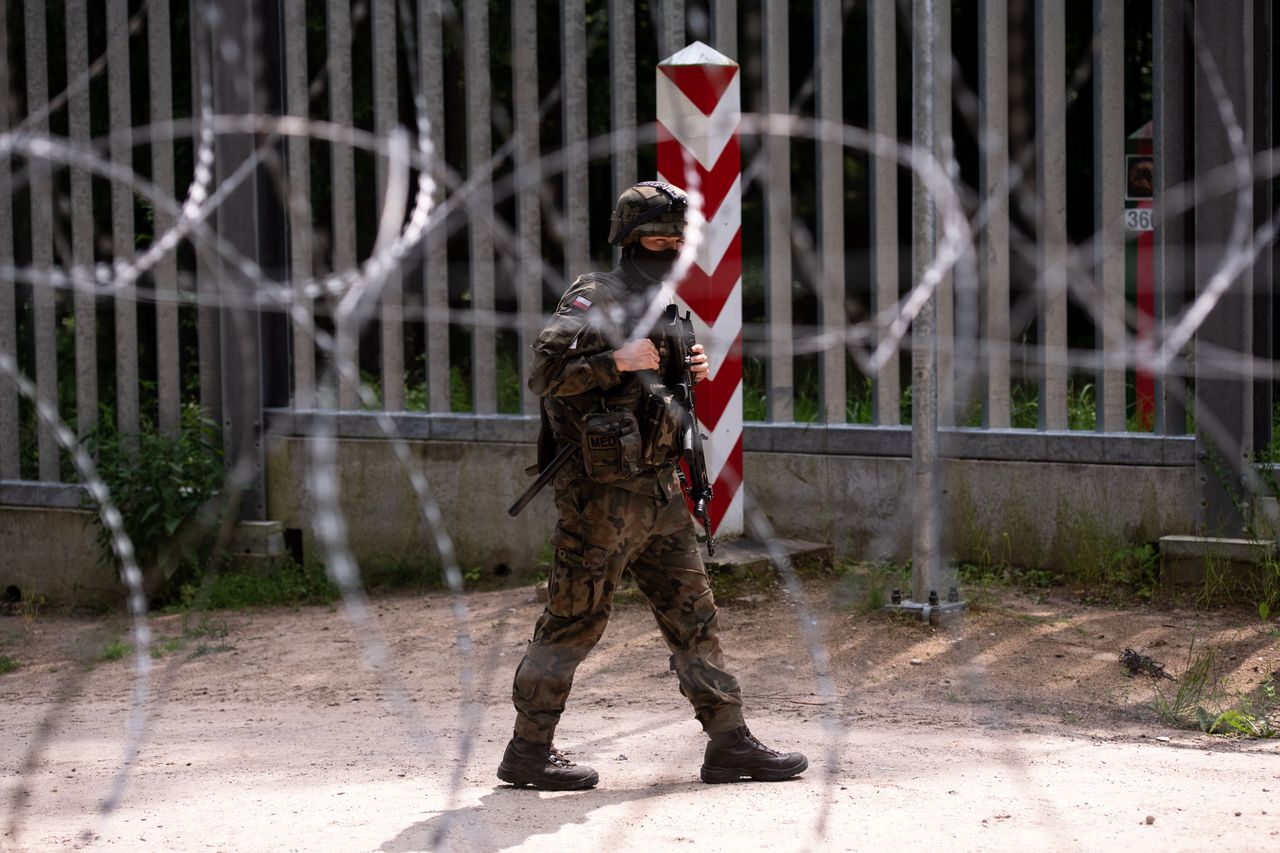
[1255,495,1280,539]
[745,452,1196,573]
[221,520,289,574]
[257,436,1200,581]
[227,520,286,557]
[0,505,119,608]
[265,436,554,577]
[1159,534,1276,587]
[704,537,834,579]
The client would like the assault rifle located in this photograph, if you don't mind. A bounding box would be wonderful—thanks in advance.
[658,304,716,556]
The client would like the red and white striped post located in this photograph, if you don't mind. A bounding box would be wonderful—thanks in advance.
[657,42,743,539]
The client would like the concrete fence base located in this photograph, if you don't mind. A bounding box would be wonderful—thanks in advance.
[2,422,1201,608]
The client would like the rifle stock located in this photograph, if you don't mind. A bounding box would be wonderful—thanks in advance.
[508,443,576,517]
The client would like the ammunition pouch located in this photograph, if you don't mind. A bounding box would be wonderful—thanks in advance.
[640,387,684,467]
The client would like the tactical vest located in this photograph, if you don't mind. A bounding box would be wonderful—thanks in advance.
[534,268,684,480]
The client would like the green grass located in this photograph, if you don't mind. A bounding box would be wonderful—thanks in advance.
[387,347,523,414]
[183,616,229,640]
[706,563,777,600]
[168,557,461,613]
[741,359,1159,429]
[190,642,234,658]
[953,533,1159,606]
[363,560,451,594]
[150,637,185,659]
[178,561,341,611]
[0,654,20,674]
[955,563,1048,604]
[827,559,912,613]
[146,617,235,659]
[1153,643,1278,738]
[97,640,131,663]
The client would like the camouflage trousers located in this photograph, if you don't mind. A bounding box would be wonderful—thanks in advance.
[511,475,744,743]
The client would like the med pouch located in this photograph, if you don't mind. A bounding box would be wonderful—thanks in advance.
[581,408,642,483]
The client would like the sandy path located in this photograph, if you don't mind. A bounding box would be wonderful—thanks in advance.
[2,584,1278,851]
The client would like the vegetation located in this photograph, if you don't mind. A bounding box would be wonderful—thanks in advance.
[175,561,340,611]
[380,351,523,414]
[740,357,1156,430]
[1189,433,1280,620]
[1153,643,1278,739]
[0,654,20,675]
[166,554,469,613]
[836,560,912,614]
[952,533,1160,608]
[148,617,233,660]
[95,639,130,663]
[84,404,224,576]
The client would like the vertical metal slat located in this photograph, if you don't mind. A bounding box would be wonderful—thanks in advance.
[373,0,404,411]
[934,0,954,427]
[979,0,1011,428]
[1035,0,1068,430]
[764,0,792,421]
[609,0,637,203]
[284,0,315,409]
[108,0,138,441]
[561,2,590,281]
[816,0,845,423]
[0,0,17,477]
[328,0,358,409]
[149,0,180,436]
[1094,0,1126,432]
[869,0,899,425]
[26,0,59,479]
[661,0,686,58]
[712,0,737,59]
[66,0,97,440]
[192,0,222,428]
[419,0,449,412]
[513,0,541,416]
[1152,0,1187,436]
[465,0,495,413]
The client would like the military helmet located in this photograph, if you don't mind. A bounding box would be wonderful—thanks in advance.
[608,181,688,246]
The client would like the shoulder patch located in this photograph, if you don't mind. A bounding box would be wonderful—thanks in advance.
[569,294,593,312]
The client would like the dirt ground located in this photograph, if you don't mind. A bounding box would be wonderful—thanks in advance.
[2,576,1278,852]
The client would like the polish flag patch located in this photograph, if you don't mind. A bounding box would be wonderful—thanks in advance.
[570,294,593,312]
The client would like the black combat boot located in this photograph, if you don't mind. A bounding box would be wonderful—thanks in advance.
[497,735,599,790]
[700,726,808,783]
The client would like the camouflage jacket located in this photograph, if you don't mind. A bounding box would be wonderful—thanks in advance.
[531,259,683,500]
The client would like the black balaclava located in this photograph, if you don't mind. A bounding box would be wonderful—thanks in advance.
[625,243,681,283]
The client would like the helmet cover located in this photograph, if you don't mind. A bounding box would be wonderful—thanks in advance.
[607,181,688,246]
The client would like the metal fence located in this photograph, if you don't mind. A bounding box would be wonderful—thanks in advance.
[0,0,1273,535]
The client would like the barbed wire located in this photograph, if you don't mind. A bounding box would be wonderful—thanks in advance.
[1,1,1275,850]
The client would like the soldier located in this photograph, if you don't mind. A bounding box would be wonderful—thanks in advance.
[498,182,808,790]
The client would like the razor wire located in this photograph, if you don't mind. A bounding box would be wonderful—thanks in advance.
[0,1,1276,850]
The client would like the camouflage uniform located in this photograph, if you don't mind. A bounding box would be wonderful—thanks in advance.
[510,260,745,744]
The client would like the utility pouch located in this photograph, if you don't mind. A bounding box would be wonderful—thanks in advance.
[640,388,684,467]
[581,408,642,483]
